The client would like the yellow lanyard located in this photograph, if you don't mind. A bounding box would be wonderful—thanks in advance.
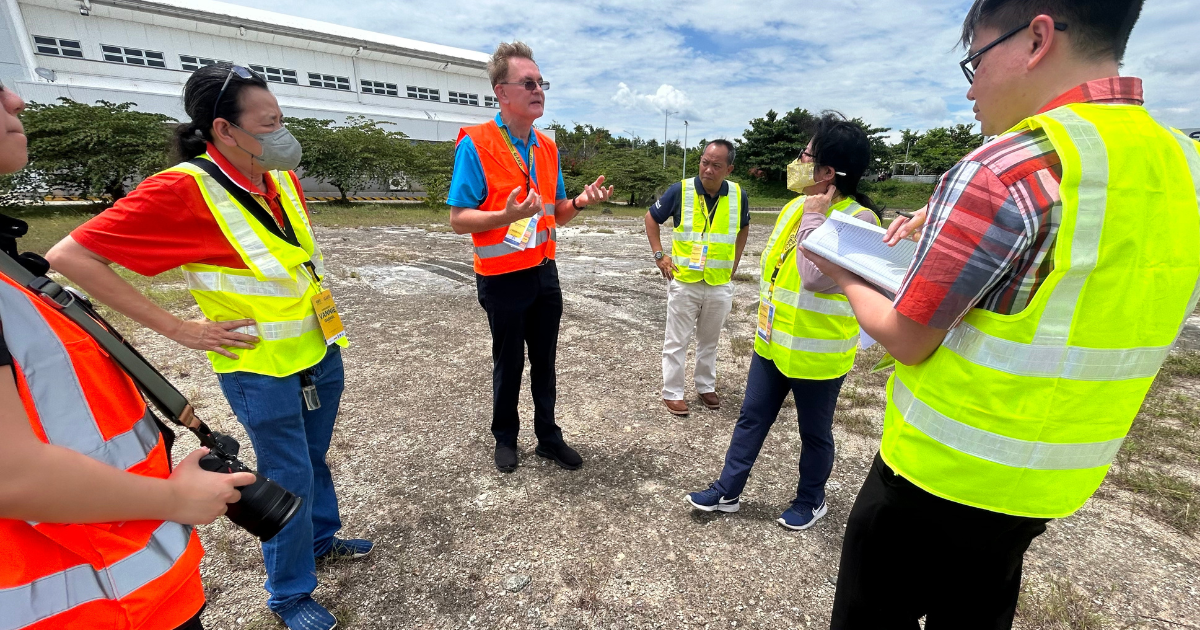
[499,124,537,194]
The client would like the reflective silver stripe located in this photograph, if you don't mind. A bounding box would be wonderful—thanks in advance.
[1031,109,1108,346]
[727,182,741,233]
[892,378,1123,470]
[544,202,555,217]
[673,256,734,270]
[944,321,1170,380]
[1165,127,1200,340]
[673,231,738,245]
[0,522,193,630]
[0,282,157,469]
[272,172,327,279]
[474,227,556,259]
[176,162,291,280]
[680,179,696,232]
[232,315,321,341]
[771,329,859,354]
[774,286,855,317]
[184,269,308,298]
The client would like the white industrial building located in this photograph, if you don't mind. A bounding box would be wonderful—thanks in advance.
[1,0,506,193]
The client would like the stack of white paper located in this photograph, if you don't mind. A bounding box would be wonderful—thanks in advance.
[801,211,918,294]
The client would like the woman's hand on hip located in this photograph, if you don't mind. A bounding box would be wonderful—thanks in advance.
[168,318,259,359]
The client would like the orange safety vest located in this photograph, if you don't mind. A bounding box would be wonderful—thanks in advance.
[457,120,559,275]
[0,273,205,630]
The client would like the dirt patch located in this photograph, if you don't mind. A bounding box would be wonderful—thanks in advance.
[98,214,1199,629]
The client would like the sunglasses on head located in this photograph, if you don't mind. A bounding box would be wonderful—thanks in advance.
[212,65,259,122]
[499,79,550,92]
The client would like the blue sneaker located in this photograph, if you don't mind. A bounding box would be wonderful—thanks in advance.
[777,501,828,531]
[686,484,740,513]
[277,595,337,630]
[317,537,374,562]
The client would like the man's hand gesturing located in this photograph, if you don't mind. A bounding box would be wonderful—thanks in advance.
[503,186,543,223]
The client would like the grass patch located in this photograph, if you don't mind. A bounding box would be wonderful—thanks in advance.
[859,180,937,211]
[1161,351,1200,379]
[729,336,754,357]
[1111,468,1198,536]
[5,204,99,255]
[1017,574,1110,630]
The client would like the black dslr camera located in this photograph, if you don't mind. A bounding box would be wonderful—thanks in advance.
[0,215,300,542]
[195,430,302,542]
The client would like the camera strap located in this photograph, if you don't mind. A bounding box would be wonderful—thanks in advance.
[0,249,215,456]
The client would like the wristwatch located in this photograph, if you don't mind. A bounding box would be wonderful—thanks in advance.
[654,251,665,261]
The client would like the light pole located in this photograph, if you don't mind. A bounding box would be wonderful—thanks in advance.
[681,120,689,178]
[662,109,678,169]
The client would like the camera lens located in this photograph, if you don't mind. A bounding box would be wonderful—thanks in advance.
[225,473,303,542]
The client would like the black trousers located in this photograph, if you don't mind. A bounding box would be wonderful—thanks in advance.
[476,260,563,447]
[830,453,1049,630]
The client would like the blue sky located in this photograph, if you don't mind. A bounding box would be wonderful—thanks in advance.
[226,0,1197,145]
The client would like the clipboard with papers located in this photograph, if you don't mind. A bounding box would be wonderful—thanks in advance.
[800,210,919,295]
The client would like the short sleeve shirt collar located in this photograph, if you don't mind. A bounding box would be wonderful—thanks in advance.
[494,113,539,148]
[1038,76,1144,114]
[204,141,279,201]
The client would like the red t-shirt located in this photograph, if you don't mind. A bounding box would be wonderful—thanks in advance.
[71,143,309,277]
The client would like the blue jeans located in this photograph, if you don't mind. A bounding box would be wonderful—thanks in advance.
[714,352,846,510]
[217,346,344,612]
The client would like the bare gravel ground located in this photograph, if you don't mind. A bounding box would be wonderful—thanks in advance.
[116,212,1199,630]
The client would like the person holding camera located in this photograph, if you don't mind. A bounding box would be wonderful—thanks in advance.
[0,81,253,630]
[46,65,367,630]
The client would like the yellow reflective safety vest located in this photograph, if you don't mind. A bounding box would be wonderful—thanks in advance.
[671,178,743,285]
[755,196,880,380]
[881,103,1200,518]
[167,157,348,377]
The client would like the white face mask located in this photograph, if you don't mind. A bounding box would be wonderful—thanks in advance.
[232,124,303,171]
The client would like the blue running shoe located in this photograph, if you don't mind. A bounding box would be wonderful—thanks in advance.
[686,484,740,513]
[777,501,828,530]
[277,595,337,630]
[317,537,374,562]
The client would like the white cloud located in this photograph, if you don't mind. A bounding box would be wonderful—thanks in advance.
[611,83,696,118]
[221,0,1200,143]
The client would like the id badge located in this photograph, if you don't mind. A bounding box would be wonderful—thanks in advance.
[688,243,708,271]
[311,290,346,345]
[756,299,775,343]
[503,211,541,250]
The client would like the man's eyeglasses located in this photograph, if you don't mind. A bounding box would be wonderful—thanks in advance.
[212,65,258,121]
[499,79,550,92]
[960,20,1067,84]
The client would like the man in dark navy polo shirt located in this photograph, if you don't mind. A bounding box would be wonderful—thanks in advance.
[645,141,751,416]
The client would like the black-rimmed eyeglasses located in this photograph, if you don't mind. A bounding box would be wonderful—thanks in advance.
[960,20,1067,84]
[498,79,550,92]
[212,65,258,121]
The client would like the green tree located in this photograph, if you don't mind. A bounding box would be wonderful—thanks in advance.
[20,98,173,203]
[905,124,984,174]
[848,117,894,173]
[407,140,455,205]
[736,108,818,182]
[288,116,413,203]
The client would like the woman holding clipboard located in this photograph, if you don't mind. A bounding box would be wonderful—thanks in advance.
[686,112,881,530]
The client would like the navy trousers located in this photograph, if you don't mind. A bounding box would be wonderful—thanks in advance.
[714,352,845,510]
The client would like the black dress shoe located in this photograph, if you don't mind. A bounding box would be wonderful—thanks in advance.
[535,440,582,470]
[495,443,518,473]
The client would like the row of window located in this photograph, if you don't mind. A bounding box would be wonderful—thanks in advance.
[32,35,500,108]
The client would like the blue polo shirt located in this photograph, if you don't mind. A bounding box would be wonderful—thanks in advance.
[447,113,567,209]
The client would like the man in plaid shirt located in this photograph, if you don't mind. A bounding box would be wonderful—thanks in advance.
[806,0,1200,627]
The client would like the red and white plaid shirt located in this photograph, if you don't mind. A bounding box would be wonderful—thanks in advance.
[893,77,1146,329]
